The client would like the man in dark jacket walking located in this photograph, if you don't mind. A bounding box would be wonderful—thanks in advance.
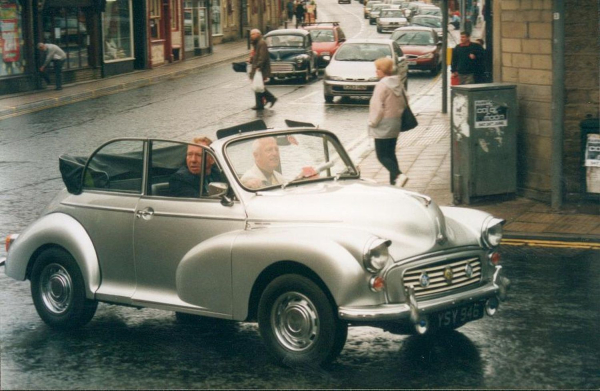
[451,31,484,85]
[249,29,277,110]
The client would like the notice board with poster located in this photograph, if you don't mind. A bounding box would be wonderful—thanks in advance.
[584,133,600,194]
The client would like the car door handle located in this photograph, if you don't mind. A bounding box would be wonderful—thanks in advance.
[135,207,154,220]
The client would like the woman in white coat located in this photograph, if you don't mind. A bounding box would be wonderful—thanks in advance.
[368,57,409,187]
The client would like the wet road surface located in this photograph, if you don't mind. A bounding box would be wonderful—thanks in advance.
[1,246,598,388]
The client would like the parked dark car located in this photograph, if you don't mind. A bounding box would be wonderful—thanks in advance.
[391,26,442,75]
[264,29,318,83]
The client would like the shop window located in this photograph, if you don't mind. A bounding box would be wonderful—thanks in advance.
[170,0,179,31]
[149,0,162,39]
[42,7,90,70]
[103,0,133,62]
[212,0,222,35]
[0,0,25,77]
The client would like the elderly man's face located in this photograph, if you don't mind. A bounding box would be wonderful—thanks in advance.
[186,143,214,175]
[250,31,260,42]
[254,138,280,173]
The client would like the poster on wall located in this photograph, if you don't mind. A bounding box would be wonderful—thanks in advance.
[585,134,600,194]
[0,2,20,62]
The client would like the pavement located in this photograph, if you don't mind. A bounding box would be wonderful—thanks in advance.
[1,37,598,247]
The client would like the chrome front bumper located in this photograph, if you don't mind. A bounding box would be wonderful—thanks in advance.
[338,266,508,322]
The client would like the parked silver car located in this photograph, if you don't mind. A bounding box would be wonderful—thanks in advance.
[323,38,409,103]
[2,125,509,367]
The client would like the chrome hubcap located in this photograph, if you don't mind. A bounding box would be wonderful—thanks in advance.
[40,263,73,314]
[271,292,319,351]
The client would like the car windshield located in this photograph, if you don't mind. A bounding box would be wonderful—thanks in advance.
[225,131,358,191]
[392,31,435,45]
[380,10,404,18]
[371,5,386,12]
[309,29,335,43]
[266,35,305,47]
[334,43,391,61]
[413,17,441,28]
[421,8,441,16]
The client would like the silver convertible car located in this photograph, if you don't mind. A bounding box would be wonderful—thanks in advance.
[2,124,509,367]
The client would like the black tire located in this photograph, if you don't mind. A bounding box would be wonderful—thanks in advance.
[30,248,97,329]
[377,27,382,33]
[324,94,334,103]
[258,274,348,367]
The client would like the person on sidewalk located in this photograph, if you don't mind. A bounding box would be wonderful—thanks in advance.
[286,0,295,21]
[249,29,276,110]
[368,57,409,187]
[37,43,66,90]
[295,1,305,28]
[450,31,484,85]
[473,38,487,83]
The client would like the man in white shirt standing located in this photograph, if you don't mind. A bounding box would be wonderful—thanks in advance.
[37,43,67,90]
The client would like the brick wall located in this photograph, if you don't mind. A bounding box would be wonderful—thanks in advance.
[495,0,600,203]
[564,1,599,198]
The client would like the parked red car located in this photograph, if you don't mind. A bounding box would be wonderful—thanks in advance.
[303,22,347,68]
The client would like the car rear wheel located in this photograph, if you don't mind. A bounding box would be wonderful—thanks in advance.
[258,274,348,367]
[324,94,334,103]
[30,248,97,329]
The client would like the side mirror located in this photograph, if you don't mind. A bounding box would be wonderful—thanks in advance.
[208,182,228,197]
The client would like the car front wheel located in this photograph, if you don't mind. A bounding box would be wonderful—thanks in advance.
[30,248,97,329]
[324,94,334,103]
[258,274,348,367]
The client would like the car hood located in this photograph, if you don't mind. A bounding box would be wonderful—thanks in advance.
[269,47,308,61]
[312,42,337,54]
[400,45,437,55]
[326,60,376,79]
[244,180,479,260]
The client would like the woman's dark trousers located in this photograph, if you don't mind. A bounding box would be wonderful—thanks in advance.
[375,137,401,185]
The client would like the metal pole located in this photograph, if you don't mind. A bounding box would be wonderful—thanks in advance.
[551,0,565,208]
[460,0,465,31]
[441,0,448,113]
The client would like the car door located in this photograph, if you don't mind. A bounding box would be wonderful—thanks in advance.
[70,139,145,302]
[131,140,246,316]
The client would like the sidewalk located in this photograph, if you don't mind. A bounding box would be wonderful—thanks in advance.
[0,40,250,120]
[355,76,600,245]
[0,36,598,245]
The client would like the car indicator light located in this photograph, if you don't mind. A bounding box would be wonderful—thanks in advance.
[5,234,18,253]
[370,276,385,292]
[489,251,501,265]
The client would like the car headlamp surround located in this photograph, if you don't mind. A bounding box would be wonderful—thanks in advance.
[481,217,505,248]
[363,238,392,273]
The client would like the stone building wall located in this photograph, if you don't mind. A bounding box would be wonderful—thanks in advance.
[495,0,554,202]
[495,0,600,203]
[563,1,599,199]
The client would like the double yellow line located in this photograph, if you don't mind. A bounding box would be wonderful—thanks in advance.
[501,238,600,250]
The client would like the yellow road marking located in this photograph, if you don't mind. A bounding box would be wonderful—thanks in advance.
[501,238,600,250]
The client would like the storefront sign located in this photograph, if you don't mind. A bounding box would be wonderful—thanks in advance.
[474,100,508,128]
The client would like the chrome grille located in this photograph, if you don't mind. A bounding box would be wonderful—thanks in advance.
[271,63,294,72]
[403,257,482,298]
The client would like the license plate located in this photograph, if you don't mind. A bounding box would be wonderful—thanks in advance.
[431,301,485,330]
[343,85,368,90]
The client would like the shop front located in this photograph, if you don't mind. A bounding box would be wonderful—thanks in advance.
[183,0,211,57]
[102,0,136,77]
[0,0,33,95]
[148,0,183,67]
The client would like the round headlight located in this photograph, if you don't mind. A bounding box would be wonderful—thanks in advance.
[482,217,505,248]
[363,238,392,273]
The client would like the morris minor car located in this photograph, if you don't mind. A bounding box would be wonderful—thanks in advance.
[264,29,318,83]
[3,124,509,367]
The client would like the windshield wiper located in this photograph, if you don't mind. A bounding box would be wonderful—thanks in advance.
[334,166,357,181]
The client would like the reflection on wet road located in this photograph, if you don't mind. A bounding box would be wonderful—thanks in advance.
[2,247,598,389]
